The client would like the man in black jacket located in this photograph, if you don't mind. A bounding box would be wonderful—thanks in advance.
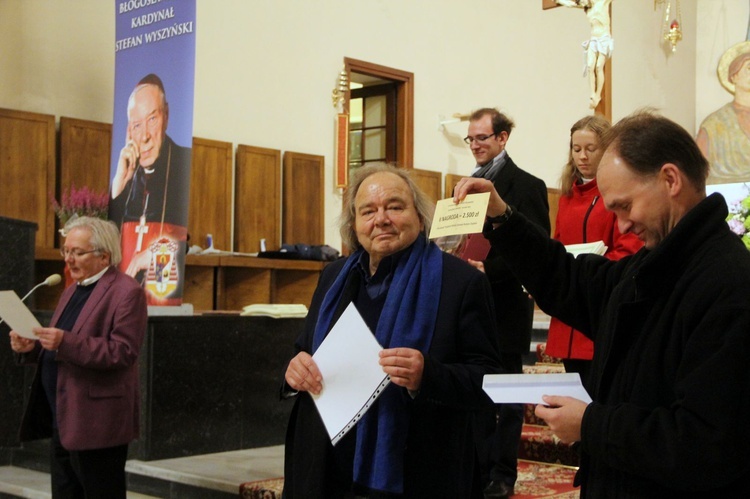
[461,108,549,499]
[454,110,750,497]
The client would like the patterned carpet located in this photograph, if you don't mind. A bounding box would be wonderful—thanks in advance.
[519,424,581,467]
[513,459,579,498]
[239,460,579,498]
[239,477,284,498]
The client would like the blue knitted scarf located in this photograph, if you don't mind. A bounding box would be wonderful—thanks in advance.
[311,235,443,494]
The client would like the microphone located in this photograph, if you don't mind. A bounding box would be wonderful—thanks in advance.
[0,274,62,328]
[18,274,62,302]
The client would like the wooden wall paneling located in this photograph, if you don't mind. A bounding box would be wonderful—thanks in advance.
[189,137,233,250]
[221,267,272,310]
[183,254,221,311]
[282,151,324,246]
[59,117,112,198]
[0,108,56,247]
[34,248,65,310]
[182,267,215,311]
[272,269,321,307]
[235,145,281,253]
[411,168,442,204]
[444,173,464,199]
[547,187,561,237]
[58,117,112,247]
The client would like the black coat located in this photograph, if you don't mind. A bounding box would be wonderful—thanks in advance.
[486,193,750,497]
[282,251,502,498]
[484,156,549,355]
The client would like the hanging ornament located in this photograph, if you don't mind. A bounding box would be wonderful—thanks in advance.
[660,0,682,53]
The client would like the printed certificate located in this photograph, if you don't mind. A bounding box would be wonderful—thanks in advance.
[429,192,490,239]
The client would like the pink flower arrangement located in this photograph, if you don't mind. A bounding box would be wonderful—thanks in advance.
[50,185,110,226]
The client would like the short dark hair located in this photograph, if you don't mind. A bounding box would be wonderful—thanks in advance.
[470,107,515,137]
[600,110,709,190]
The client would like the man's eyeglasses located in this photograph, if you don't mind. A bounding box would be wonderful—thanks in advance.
[60,248,99,259]
[463,133,497,145]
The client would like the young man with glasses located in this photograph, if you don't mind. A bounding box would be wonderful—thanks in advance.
[462,107,550,499]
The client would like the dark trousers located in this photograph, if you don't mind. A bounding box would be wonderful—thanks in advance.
[477,352,524,488]
[50,428,128,499]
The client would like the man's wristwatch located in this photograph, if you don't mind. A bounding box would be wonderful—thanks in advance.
[486,204,513,225]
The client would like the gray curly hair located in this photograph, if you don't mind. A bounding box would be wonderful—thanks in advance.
[338,163,435,251]
[63,216,122,266]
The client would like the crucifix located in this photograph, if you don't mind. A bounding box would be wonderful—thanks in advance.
[135,193,150,252]
[544,0,613,119]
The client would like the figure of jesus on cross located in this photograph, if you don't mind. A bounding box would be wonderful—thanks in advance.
[556,0,613,109]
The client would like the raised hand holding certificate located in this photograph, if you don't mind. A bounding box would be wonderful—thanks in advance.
[429,192,490,239]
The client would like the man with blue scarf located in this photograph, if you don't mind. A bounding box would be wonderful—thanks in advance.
[282,164,503,498]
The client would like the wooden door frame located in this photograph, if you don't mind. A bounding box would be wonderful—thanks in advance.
[343,57,414,168]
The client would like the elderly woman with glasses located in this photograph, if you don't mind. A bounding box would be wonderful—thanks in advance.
[8,216,147,499]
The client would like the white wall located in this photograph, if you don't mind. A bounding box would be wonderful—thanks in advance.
[0,2,115,121]
[0,0,707,250]
[612,0,697,130]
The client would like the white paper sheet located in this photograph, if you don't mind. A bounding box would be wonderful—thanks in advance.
[311,302,390,445]
[0,290,42,340]
[483,373,592,405]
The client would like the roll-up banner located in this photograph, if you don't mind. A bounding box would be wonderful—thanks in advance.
[108,0,196,306]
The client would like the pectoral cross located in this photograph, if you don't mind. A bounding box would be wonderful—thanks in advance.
[135,194,150,252]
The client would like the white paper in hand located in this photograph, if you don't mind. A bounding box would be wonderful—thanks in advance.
[0,290,43,340]
[311,302,390,445]
[483,373,592,405]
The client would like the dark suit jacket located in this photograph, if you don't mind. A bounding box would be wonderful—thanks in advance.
[483,155,549,355]
[282,251,502,498]
[19,266,147,451]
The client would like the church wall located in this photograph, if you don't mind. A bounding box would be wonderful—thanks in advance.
[0,0,706,251]
[612,0,697,131]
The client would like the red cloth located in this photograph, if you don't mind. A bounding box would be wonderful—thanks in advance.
[458,233,491,262]
[545,179,642,360]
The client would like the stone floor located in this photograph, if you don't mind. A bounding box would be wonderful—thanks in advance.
[0,445,284,499]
